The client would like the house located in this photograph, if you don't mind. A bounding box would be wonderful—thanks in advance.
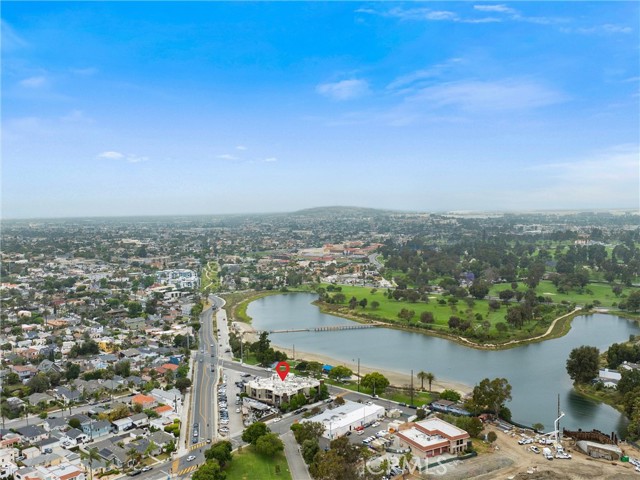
[52,388,81,404]
[22,447,40,460]
[61,429,88,447]
[16,426,48,444]
[395,418,470,459]
[10,365,37,383]
[153,405,173,417]
[148,431,174,449]
[131,394,156,409]
[83,421,111,440]
[122,318,145,331]
[35,437,61,453]
[111,418,133,433]
[21,453,63,468]
[130,413,149,428]
[149,389,181,410]
[40,464,86,480]
[0,447,19,464]
[620,361,640,372]
[36,360,62,375]
[598,368,622,388]
[27,393,55,407]
[43,418,68,433]
[91,439,131,468]
[6,397,25,412]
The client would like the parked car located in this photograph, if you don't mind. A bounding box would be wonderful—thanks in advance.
[187,455,196,462]
[128,471,141,477]
[141,467,152,472]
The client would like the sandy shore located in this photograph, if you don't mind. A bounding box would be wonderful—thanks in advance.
[233,319,471,395]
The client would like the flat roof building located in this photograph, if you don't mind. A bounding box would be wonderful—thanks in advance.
[396,418,470,459]
[243,374,320,407]
[302,400,385,440]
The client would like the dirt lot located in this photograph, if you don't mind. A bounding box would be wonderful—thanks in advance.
[415,427,640,479]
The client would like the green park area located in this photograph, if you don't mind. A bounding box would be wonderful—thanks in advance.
[200,261,220,294]
[224,447,291,480]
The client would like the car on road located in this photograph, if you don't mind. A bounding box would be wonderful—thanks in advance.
[211,344,215,348]
[206,439,212,444]
[187,455,196,462]
[127,471,142,477]
[141,467,152,472]
[235,408,241,413]
[199,358,203,362]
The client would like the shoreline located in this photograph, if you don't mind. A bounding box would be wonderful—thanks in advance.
[231,319,471,395]
[275,345,473,395]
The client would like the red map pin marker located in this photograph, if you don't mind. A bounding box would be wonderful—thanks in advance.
[276,361,290,381]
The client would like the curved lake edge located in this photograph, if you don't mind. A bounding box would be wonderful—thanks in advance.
[228,289,640,351]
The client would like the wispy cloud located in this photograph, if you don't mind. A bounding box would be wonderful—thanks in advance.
[70,67,98,76]
[98,151,148,163]
[387,58,463,92]
[60,110,93,123]
[473,5,516,14]
[1,20,28,51]
[20,76,47,88]
[409,78,565,112]
[217,154,237,160]
[236,145,247,151]
[264,157,277,163]
[563,24,633,35]
[316,79,370,101]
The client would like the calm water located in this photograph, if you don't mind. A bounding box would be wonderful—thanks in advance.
[248,293,640,435]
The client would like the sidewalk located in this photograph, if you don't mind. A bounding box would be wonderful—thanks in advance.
[176,356,195,457]
[282,431,312,480]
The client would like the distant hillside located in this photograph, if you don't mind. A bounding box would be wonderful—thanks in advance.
[292,206,393,216]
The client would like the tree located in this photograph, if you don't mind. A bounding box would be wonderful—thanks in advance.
[290,421,325,445]
[69,418,82,429]
[566,346,599,384]
[627,290,640,312]
[127,301,143,318]
[28,373,50,393]
[192,460,224,480]
[416,408,427,420]
[328,366,353,382]
[65,362,81,381]
[417,371,428,390]
[204,440,232,468]
[348,296,358,309]
[361,372,390,395]
[255,432,284,456]
[81,447,102,480]
[301,439,319,464]
[6,372,20,385]
[532,423,545,432]
[358,298,368,309]
[175,377,192,393]
[242,422,269,445]
[439,389,461,402]
[487,431,497,443]
[425,372,435,392]
[114,360,131,378]
[471,377,512,416]
[370,301,380,310]
[455,416,484,438]
[469,280,490,299]
[448,316,461,330]
[420,311,434,324]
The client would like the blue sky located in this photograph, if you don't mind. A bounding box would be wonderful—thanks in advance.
[2,2,638,218]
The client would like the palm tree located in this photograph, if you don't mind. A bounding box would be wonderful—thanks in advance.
[82,447,101,480]
[417,371,428,391]
[425,372,435,392]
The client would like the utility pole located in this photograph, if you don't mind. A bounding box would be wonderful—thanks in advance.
[410,369,414,407]
[292,344,295,361]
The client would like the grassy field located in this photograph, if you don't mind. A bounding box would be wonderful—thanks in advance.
[323,377,433,406]
[224,446,291,480]
[488,280,635,308]
[200,261,220,294]
[318,284,555,341]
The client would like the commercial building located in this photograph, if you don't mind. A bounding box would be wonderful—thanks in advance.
[395,418,470,459]
[243,374,320,407]
[302,400,385,440]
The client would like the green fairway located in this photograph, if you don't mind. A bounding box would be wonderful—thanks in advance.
[224,446,291,480]
[489,280,634,308]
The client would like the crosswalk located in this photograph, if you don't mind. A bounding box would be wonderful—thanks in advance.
[175,464,199,477]
[189,441,207,450]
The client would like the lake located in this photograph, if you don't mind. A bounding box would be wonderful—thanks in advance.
[247,292,640,435]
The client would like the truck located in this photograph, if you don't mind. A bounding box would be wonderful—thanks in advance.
[543,447,553,460]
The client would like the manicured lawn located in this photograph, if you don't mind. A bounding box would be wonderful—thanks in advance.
[224,446,291,480]
[324,378,432,405]
[489,280,634,308]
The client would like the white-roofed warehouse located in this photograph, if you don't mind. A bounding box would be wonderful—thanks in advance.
[302,400,385,440]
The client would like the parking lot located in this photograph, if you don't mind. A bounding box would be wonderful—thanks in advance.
[216,368,249,440]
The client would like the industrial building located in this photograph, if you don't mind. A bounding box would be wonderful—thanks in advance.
[302,400,386,440]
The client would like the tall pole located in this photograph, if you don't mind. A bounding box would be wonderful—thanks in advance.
[357,358,360,393]
[293,344,295,361]
[410,369,414,407]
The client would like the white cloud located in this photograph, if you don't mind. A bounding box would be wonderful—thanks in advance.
[217,154,237,160]
[474,4,516,14]
[523,144,639,207]
[387,58,463,92]
[236,145,247,151]
[264,157,277,163]
[410,78,565,112]
[20,76,47,88]
[60,110,93,123]
[316,79,370,101]
[98,151,124,160]
[97,151,148,163]
[566,24,633,35]
[1,20,28,51]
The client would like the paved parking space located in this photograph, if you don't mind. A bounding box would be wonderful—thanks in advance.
[216,368,247,441]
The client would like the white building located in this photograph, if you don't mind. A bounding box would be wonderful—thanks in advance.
[155,270,199,289]
[598,368,622,388]
[302,400,385,440]
[243,375,320,407]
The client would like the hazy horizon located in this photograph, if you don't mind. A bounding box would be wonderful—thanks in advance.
[2,2,639,218]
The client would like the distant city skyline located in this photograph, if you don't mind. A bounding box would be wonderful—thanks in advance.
[2,2,639,219]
